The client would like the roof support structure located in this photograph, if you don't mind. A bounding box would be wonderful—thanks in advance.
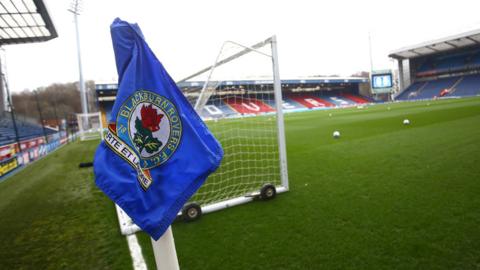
[0,0,57,45]
[466,37,480,45]
[389,28,480,60]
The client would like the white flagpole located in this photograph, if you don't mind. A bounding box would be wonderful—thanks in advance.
[150,226,180,270]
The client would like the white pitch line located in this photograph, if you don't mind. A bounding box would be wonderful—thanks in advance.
[126,234,147,270]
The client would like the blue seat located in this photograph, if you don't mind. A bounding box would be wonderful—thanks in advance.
[452,74,480,97]
[0,114,55,147]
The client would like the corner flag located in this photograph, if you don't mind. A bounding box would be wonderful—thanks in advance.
[94,18,223,240]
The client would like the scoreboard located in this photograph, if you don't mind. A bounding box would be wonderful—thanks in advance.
[371,70,394,94]
[372,74,392,89]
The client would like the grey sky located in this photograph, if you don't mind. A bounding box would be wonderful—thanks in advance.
[4,0,480,92]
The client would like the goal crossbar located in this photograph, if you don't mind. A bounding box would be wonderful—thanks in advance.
[177,37,273,83]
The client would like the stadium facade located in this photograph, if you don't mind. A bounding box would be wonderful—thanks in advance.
[96,77,370,126]
[390,29,480,100]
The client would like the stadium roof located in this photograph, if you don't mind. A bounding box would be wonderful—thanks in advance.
[176,77,368,89]
[389,28,480,60]
[0,0,57,45]
[96,77,369,91]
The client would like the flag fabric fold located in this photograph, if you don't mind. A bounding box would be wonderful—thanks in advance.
[94,18,223,240]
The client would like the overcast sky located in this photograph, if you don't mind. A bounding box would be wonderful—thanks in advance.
[4,0,480,92]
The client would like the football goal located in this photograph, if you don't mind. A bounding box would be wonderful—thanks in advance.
[116,36,288,235]
[76,112,104,141]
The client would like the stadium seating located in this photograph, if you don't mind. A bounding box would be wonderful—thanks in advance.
[450,74,480,96]
[472,52,480,66]
[281,98,305,110]
[0,114,56,146]
[319,95,356,106]
[199,92,372,118]
[396,74,480,101]
[203,98,238,117]
[223,97,275,114]
[414,77,458,99]
[396,82,425,100]
[416,49,480,76]
[340,93,370,104]
[288,94,335,108]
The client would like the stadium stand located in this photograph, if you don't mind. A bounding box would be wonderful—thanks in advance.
[396,82,424,100]
[317,94,356,106]
[194,91,371,118]
[340,93,370,104]
[390,29,480,101]
[287,93,335,109]
[396,74,480,100]
[281,98,304,110]
[416,49,480,77]
[414,77,458,99]
[0,112,69,179]
[451,74,480,96]
[0,0,58,178]
[201,99,238,118]
[0,113,65,178]
[223,96,275,114]
[96,77,372,124]
[0,114,56,146]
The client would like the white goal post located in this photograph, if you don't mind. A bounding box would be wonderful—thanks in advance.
[76,112,104,141]
[115,36,288,235]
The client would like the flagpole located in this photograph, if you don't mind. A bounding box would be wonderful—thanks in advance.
[150,226,180,270]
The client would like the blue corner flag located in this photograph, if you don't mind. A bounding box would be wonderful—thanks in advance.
[94,18,223,240]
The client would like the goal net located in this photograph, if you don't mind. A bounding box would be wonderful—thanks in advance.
[76,112,104,141]
[180,36,288,212]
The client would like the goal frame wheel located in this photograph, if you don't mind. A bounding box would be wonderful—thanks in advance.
[182,202,202,222]
[260,184,277,200]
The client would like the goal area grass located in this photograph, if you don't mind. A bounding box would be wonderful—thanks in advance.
[1,97,479,269]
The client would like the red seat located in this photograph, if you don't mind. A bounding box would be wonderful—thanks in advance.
[224,97,275,114]
[288,95,335,108]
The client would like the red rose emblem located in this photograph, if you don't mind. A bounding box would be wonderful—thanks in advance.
[140,104,164,132]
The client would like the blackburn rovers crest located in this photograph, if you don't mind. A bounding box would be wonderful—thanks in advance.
[105,90,182,190]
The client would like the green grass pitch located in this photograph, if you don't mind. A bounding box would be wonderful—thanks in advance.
[1,97,479,269]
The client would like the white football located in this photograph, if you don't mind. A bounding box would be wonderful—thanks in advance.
[403,119,410,125]
[333,131,340,138]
